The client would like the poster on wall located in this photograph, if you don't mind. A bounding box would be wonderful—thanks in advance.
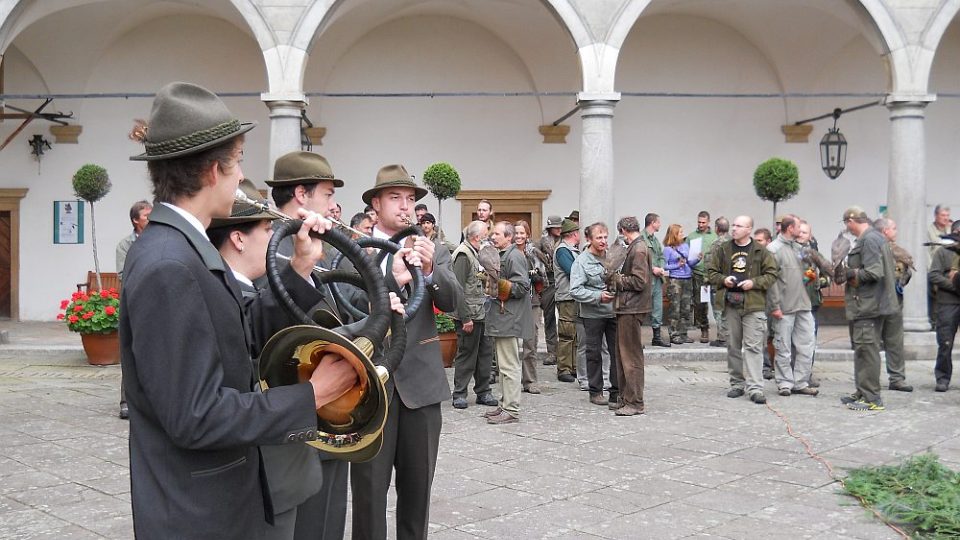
[54,200,84,244]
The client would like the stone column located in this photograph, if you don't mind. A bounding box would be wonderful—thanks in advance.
[577,93,620,230]
[262,97,306,170]
[885,96,934,335]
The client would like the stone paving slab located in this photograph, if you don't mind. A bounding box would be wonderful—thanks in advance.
[1,350,959,539]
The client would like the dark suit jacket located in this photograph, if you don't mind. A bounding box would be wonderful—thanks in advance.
[384,237,462,409]
[120,204,321,539]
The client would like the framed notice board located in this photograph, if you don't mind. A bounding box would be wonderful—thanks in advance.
[54,200,84,244]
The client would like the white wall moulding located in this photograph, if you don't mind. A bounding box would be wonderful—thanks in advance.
[781,124,813,143]
[539,124,569,143]
[49,124,81,144]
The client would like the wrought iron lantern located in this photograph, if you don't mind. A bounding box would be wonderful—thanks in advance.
[819,108,847,179]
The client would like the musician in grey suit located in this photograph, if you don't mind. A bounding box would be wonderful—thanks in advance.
[121,82,357,539]
[351,165,463,540]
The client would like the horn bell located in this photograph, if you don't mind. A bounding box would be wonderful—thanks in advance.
[259,325,389,463]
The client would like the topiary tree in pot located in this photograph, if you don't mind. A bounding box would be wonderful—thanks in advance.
[72,164,112,290]
[753,157,799,227]
[421,162,461,239]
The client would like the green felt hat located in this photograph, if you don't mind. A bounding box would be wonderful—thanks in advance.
[560,219,579,234]
[362,164,428,205]
[130,82,254,161]
[265,151,344,188]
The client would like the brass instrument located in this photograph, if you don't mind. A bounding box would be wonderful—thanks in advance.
[234,189,372,239]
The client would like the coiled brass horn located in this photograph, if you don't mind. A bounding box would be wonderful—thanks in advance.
[257,214,406,462]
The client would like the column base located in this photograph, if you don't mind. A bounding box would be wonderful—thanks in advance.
[903,331,937,361]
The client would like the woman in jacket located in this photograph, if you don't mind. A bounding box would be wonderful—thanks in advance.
[663,224,700,344]
[515,220,546,394]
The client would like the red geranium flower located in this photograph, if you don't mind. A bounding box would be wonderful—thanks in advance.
[73,305,84,312]
[82,311,94,320]
[56,313,65,320]
[68,315,79,323]
[60,300,69,310]
[104,306,116,316]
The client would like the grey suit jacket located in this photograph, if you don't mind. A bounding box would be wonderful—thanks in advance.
[120,204,320,539]
[385,238,463,408]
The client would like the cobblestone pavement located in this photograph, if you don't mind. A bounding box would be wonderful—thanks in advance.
[1,329,959,538]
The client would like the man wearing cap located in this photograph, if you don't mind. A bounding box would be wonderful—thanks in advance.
[553,218,581,383]
[350,164,462,540]
[121,82,358,539]
[534,215,563,366]
[837,206,898,411]
[261,150,359,540]
[929,219,960,392]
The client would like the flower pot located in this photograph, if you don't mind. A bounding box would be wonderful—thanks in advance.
[81,331,120,366]
[438,331,457,368]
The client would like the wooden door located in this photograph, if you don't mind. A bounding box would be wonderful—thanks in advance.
[0,211,10,318]
[473,211,532,227]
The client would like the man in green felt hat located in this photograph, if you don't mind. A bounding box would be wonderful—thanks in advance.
[121,82,358,539]
[351,164,463,540]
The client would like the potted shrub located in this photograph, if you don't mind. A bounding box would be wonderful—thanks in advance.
[753,157,799,227]
[433,305,457,368]
[72,164,112,290]
[421,162,461,241]
[57,288,121,365]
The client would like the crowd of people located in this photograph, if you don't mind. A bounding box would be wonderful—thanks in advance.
[114,81,960,539]
[446,200,960,415]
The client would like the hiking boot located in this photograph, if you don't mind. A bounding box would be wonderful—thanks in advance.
[683,335,694,344]
[476,393,499,407]
[615,404,644,416]
[808,375,821,388]
[889,381,913,392]
[589,393,608,406]
[452,397,468,409]
[607,393,620,410]
[840,394,859,405]
[846,398,885,411]
[482,407,503,418]
[778,388,791,397]
[558,373,576,383]
[727,387,745,398]
[700,329,710,343]
[935,381,949,392]
[709,339,726,348]
[749,393,767,404]
[651,328,671,348]
[542,357,557,366]
[762,369,774,381]
[486,411,519,425]
[792,386,819,396]
[670,335,685,345]
[522,385,541,394]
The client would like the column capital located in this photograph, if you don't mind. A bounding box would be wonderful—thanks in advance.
[260,93,308,106]
[883,94,936,108]
[577,92,621,104]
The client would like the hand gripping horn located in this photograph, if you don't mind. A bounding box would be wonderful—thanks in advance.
[259,219,404,462]
[327,224,427,323]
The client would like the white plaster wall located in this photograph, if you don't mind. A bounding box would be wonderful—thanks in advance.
[0,14,269,320]
[926,17,960,217]
[614,14,893,242]
[304,14,582,232]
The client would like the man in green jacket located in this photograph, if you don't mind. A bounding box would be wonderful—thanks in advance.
[707,215,779,404]
[837,207,899,411]
[686,210,718,343]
